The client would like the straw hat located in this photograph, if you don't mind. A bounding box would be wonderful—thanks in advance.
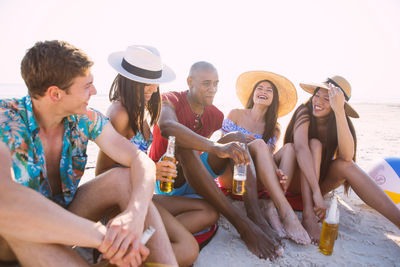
[300,75,359,118]
[108,45,175,84]
[236,71,298,117]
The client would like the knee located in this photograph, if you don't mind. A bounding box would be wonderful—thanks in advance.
[202,202,220,225]
[248,139,268,155]
[309,138,322,153]
[178,236,199,267]
[102,168,132,197]
[218,131,246,144]
[282,143,295,155]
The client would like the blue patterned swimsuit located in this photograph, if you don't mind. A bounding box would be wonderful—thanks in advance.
[130,131,153,153]
[221,118,277,146]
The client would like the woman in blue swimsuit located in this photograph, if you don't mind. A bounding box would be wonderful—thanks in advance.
[96,45,218,266]
[218,71,311,245]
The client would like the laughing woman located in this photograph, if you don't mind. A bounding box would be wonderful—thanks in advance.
[217,71,311,244]
[284,75,400,243]
[95,45,218,266]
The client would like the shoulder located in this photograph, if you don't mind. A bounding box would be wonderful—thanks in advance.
[226,108,245,123]
[292,104,311,122]
[107,102,130,137]
[205,104,224,123]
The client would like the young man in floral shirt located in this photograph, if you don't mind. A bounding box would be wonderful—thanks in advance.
[0,40,177,267]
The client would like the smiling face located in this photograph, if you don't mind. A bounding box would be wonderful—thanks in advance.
[143,83,159,102]
[60,70,97,115]
[188,68,219,106]
[252,81,274,107]
[312,88,331,117]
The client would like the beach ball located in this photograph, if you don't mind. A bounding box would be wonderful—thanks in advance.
[368,157,400,208]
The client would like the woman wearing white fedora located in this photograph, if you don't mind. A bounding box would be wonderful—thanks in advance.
[95,45,218,266]
[283,76,400,243]
[217,71,311,245]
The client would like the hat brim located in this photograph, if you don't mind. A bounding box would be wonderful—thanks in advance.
[236,71,298,117]
[108,51,176,84]
[299,82,359,118]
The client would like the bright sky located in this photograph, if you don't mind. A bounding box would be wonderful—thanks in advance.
[1,0,399,113]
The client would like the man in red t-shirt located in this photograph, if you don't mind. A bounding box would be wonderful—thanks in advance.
[149,61,282,260]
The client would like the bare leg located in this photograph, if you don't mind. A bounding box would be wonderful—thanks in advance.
[249,139,311,245]
[0,143,104,265]
[320,159,400,228]
[176,145,282,260]
[258,199,287,238]
[0,235,16,262]
[208,132,283,243]
[153,202,199,267]
[274,143,297,188]
[4,237,89,267]
[153,195,219,234]
[243,153,286,240]
[299,139,323,244]
[69,167,178,266]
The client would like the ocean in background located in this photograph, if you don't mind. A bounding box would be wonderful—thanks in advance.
[2,82,400,152]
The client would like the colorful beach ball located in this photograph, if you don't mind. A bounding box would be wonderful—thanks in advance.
[368,157,400,208]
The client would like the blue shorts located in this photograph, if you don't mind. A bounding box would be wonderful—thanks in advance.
[200,152,225,179]
[154,152,224,198]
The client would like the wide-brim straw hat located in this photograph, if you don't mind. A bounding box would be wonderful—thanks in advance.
[236,71,298,117]
[108,45,175,84]
[300,75,359,118]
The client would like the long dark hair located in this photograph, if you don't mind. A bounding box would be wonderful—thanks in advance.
[246,80,280,143]
[109,74,161,135]
[284,88,357,190]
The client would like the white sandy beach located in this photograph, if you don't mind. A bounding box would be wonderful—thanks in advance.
[79,99,400,267]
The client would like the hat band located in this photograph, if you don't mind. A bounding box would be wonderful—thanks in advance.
[121,58,162,79]
[327,78,350,101]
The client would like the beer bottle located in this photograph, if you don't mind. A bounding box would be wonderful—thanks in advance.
[159,136,176,193]
[319,193,340,255]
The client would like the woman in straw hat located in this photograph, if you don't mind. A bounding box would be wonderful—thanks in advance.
[283,76,400,243]
[95,45,218,266]
[218,71,311,245]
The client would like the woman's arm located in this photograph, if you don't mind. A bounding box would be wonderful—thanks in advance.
[95,104,130,176]
[328,84,354,161]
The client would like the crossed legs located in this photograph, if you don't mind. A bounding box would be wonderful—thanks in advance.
[0,167,177,266]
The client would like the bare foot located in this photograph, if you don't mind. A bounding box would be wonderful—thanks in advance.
[237,218,284,260]
[246,204,283,246]
[302,216,321,245]
[281,211,311,245]
[259,199,287,238]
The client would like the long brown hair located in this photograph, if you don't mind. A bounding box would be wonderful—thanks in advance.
[246,80,280,143]
[284,88,357,190]
[109,74,161,135]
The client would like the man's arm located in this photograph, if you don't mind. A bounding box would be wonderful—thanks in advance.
[159,102,249,164]
[94,123,156,262]
[0,141,106,248]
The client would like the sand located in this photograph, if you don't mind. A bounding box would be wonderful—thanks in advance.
[77,100,400,266]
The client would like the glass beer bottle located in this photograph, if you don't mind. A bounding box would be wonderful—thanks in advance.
[159,136,176,193]
[319,194,339,255]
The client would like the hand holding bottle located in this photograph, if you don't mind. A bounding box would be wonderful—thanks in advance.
[156,160,177,183]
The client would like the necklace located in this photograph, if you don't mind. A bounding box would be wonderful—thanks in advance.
[187,92,204,130]
[193,112,202,125]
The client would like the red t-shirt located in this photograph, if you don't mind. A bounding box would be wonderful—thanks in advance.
[149,90,224,162]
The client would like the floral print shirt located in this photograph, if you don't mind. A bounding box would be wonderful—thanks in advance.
[0,95,109,207]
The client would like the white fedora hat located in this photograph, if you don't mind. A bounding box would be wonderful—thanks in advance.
[108,45,176,84]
